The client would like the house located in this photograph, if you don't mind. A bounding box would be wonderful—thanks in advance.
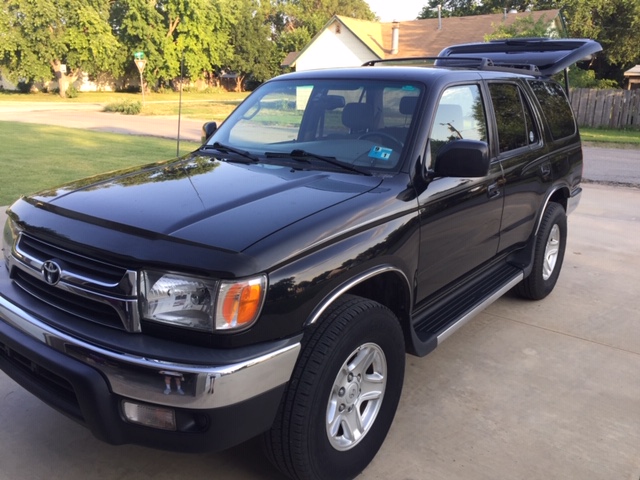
[283,9,563,71]
[624,65,640,90]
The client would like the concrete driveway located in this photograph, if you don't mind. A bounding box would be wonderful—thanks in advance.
[1,105,639,479]
[1,184,639,480]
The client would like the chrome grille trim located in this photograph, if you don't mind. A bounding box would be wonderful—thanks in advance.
[8,233,140,332]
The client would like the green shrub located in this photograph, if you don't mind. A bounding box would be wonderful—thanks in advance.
[568,67,619,89]
[103,100,142,115]
[66,85,79,98]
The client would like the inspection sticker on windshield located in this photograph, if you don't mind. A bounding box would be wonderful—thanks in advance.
[369,146,392,161]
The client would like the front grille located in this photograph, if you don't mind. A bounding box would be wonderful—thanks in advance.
[10,234,140,332]
[18,235,128,286]
[13,269,124,330]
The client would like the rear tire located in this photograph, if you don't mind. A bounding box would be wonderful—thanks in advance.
[516,202,567,300]
[263,295,405,480]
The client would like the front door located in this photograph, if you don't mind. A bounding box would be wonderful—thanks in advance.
[415,83,504,302]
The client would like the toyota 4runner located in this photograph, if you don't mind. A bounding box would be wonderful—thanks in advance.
[1,39,601,480]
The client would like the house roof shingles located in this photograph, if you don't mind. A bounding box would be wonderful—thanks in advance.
[284,9,562,67]
[349,9,561,59]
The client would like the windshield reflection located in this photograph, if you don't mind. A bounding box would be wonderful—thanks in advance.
[207,79,423,174]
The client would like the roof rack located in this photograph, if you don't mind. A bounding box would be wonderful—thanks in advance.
[362,56,542,76]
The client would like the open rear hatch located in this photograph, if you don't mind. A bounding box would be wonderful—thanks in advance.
[437,38,602,77]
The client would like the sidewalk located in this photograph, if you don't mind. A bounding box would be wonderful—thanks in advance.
[0,102,204,142]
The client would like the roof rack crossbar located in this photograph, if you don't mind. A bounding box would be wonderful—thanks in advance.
[362,56,542,76]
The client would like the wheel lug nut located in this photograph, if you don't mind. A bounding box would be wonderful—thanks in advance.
[347,373,353,381]
[338,387,345,396]
[339,404,345,412]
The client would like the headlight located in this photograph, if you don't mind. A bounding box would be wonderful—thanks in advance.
[140,271,266,333]
[2,217,20,260]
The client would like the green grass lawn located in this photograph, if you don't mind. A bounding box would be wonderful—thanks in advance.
[580,127,640,146]
[0,122,200,206]
[0,90,248,121]
[0,105,637,207]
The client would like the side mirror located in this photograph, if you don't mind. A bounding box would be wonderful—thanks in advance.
[433,140,490,178]
[201,121,218,144]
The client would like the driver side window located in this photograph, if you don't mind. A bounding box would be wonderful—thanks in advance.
[429,85,487,165]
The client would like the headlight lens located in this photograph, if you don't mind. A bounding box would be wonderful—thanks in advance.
[140,271,266,333]
[3,217,20,260]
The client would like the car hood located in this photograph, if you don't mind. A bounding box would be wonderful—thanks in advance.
[27,154,383,252]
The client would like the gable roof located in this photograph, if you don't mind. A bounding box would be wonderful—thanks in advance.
[284,9,562,68]
[624,65,640,77]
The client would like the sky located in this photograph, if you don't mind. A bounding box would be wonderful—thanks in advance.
[365,0,427,22]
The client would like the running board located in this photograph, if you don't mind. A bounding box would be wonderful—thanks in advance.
[409,263,523,357]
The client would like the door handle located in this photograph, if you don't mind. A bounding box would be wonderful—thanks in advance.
[541,162,551,178]
[487,182,501,199]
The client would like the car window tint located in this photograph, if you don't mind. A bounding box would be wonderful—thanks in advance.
[489,83,538,154]
[528,80,576,140]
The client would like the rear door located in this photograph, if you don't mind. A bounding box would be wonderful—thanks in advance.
[485,80,550,252]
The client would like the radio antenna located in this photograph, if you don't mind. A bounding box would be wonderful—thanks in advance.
[177,55,184,157]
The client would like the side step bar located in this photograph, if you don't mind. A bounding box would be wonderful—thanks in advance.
[409,263,523,357]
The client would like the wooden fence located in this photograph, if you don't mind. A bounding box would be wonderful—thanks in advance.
[570,88,640,129]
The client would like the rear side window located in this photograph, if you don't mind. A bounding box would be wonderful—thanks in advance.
[528,80,576,140]
[488,83,539,154]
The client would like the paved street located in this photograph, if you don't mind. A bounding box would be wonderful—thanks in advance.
[1,105,639,480]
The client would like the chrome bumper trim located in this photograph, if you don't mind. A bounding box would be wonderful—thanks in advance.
[0,294,300,410]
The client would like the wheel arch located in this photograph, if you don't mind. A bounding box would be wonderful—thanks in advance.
[535,185,568,236]
[305,265,413,348]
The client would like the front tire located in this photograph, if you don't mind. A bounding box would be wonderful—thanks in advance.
[516,202,567,300]
[263,295,405,480]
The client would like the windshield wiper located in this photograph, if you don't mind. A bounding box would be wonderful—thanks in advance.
[265,149,371,176]
[202,142,259,163]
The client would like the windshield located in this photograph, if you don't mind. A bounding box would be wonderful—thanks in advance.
[206,78,423,174]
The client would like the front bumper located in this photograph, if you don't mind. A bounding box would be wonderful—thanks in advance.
[0,268,300,451]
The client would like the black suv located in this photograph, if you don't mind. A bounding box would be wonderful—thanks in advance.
[1,39,601,480]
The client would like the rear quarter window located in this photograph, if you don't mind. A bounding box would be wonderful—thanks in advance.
[528,80,576,140]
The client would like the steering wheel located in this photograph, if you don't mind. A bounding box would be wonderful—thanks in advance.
[357,132,403,150]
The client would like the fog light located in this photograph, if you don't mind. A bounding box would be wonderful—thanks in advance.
[122,401,177,431]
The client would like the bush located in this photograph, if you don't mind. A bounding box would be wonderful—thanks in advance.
[66,85,79,98]
[568,67,619,89]
[103,100,142,115]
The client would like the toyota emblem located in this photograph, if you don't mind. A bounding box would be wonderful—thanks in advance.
[42,260,62,285]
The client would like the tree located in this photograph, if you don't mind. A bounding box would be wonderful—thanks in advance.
[484,12,559,40]
[561,0,640,85]
[268,0,376,78]
[418,1,479,19]
[418,0,562,18]
[223,0,276,91]
[110,0,231,90]
[0,0,122,97]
